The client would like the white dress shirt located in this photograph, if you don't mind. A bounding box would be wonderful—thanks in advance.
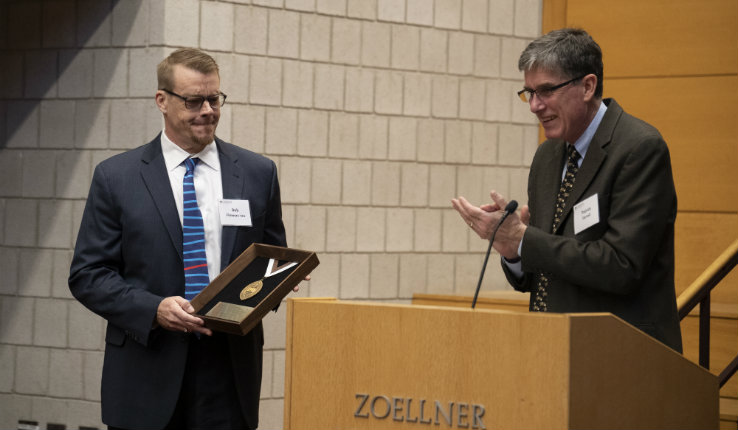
[161,131,223,283]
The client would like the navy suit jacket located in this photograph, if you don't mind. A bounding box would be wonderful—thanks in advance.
[502,99,682,352]
[69,135,286,429]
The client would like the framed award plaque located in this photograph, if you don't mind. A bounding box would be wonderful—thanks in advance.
[189,243,319,335]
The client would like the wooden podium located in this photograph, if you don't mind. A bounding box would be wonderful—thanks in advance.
[284,298,718,429]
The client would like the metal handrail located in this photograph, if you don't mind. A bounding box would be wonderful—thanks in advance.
[676,238,738,387]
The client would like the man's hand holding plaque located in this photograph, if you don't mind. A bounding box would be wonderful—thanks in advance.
[188,244,319,336]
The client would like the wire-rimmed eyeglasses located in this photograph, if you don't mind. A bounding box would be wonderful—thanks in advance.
[517,75,586,103]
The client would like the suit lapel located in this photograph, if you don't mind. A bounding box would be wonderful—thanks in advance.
[538,141,567,232]
[553,99,621,234]
[217,139,244,270]
[139,136,184,259]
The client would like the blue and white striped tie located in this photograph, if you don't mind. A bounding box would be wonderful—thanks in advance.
[182,158,209,300]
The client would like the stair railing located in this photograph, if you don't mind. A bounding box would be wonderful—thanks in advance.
[677,238,738,387]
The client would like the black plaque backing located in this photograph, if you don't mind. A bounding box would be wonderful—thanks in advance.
[190,244,319,335]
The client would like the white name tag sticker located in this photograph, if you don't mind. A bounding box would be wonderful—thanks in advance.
[573,193,600,235]
[220,200,252,226]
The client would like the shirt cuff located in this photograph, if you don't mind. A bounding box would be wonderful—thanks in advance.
[502,239,524,278]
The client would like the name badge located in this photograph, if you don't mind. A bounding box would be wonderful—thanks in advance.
[220,200,252,226]
[573,193,599,235]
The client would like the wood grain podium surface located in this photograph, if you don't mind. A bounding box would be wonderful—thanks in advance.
[414,291,738,399]
[284,298,718,429]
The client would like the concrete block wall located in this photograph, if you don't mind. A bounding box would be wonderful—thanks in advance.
[0,0,540,428]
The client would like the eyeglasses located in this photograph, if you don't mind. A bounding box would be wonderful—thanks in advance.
[517,75,586,103]
[162,89,227,110]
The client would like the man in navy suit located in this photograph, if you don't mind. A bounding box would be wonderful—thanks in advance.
[70,48,286,429]
[452,29,682,352]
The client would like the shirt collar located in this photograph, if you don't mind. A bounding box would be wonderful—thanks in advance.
[570,100,607,159]
[160,131,220,173]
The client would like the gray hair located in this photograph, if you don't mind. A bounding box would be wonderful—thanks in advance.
[518,28,603,98]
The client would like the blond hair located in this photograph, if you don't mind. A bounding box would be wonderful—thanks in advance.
[157,48,219,90]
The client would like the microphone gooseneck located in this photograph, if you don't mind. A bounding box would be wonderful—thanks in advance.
[471,200,518,309]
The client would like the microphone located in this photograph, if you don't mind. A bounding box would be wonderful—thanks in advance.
[471,200,518,309]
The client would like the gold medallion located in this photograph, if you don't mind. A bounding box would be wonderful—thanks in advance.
[239,259,298,302]
[240,279,263,300]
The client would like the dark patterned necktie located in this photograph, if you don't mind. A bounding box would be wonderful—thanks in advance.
[182,158,209,300]
[532,145,581,311]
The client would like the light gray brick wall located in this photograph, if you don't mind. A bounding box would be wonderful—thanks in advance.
[0,0,541,428]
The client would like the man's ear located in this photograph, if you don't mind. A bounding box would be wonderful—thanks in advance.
[155,91,167,114]
[582,74,597,102]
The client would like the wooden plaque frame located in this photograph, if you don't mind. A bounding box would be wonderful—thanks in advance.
[190,243,319,335]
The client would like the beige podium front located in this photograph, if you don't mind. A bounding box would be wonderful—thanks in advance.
[284,298,718,429]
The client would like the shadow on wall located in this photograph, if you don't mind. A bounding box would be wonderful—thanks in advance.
[0,1,151,427]
[1,0,131,148]
[0,0,133,310]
